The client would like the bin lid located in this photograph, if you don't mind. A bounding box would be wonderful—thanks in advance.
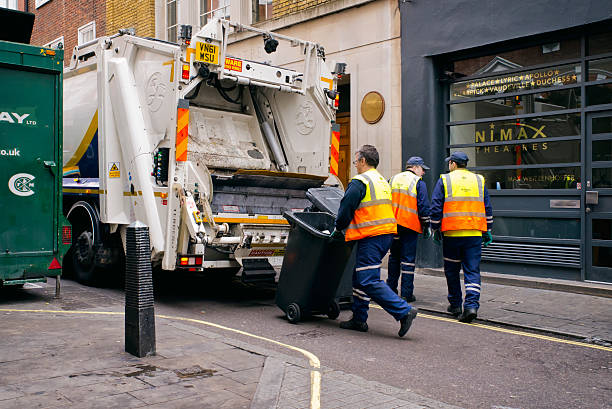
[306,186,345,217]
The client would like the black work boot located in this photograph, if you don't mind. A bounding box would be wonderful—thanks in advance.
[402,295,416,303]
[339,317,368,332]
[398,308,418,337]
[458,308,477,323]
[447,305,462,317]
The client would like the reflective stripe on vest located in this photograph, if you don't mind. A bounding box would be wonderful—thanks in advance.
[346,169,397,241]
[390,171,422,233]
[441,169,487,232]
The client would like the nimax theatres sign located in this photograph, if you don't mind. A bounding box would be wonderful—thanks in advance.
[474,122,548,153]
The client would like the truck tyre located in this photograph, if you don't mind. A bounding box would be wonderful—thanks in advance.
[66,201,102,286]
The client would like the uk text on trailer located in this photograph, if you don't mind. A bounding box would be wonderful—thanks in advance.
[61,19,344,284]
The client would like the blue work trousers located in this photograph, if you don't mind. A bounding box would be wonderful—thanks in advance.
[352,234,412,323]
[387,226,418,298]
[442,236,482,310]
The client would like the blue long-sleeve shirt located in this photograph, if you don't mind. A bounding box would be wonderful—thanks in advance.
[335,179,366,231]
[430,173,493,232]
[414,178,431,228]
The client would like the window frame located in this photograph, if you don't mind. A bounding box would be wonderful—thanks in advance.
[445,30,612,190]
[77,21,96,46]
[44,36,64,50]
[35,0,51,8]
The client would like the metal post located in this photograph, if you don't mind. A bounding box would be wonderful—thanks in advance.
[125,221,156,357]
[54,276,61,299]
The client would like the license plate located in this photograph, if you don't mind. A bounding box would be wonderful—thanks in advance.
[195,42,219,65]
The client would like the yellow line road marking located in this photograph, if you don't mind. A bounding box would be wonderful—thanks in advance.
[370,304,612,352]
[0,308,321,409]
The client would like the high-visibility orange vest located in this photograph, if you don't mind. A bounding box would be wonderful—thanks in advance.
[441,169,487,232]
[390,171,422,233]
[345,169,397,241]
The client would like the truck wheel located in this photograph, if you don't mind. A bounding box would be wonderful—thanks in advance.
[73,231,99,285]
[327,301,340,320]
[286,303,301,324]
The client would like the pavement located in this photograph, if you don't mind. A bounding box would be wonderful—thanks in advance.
[0,270,610,409]
[0,281,460,409]
[405,270,612,344]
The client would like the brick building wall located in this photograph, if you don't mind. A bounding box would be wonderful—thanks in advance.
[273,0,333,19]
[28,0,105,65]
[106,0,155,38]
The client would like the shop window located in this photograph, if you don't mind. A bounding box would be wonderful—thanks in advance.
[593,219,612,241]
[593,247,612,268]
[493,217,580,239]
[449,113,581,145]
[592,116,612,134]
[593,168,612,188]
[253,0,274,23]
[588,57,612,81]
[450,88,581,121]
[476,166,581,190]
[586,84,612,106]
[450,63,580,100]
[451,39,580,78]
[588,32,612,56]
[450,140,580,167]
[593,140,612,162]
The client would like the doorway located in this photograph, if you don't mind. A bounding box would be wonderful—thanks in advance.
[336,78,351,189]
[585,110,612,282]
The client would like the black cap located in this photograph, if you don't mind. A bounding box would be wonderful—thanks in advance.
[445,151,469,164]
[406,156,430,170]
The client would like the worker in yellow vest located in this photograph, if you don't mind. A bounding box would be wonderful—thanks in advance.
[429,151,493,323]
[387,157,431,302]
[332,145,417,337]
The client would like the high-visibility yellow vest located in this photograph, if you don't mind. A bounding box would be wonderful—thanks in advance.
[345,168,397,241]
[441,169,487,233]
[390,171,422,233]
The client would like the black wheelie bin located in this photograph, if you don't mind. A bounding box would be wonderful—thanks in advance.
[276,211,354,323]
[306,187,355,306]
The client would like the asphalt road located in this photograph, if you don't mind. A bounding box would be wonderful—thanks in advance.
[2,276,611,409]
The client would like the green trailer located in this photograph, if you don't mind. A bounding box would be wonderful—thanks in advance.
[0,39,71,291]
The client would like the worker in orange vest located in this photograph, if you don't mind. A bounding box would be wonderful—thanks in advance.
[332,145,417,337]
[429,151,493,323]
[387,157,431,302]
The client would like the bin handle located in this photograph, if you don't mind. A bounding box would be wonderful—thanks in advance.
[38,158,57,176]
[282,211,335,239]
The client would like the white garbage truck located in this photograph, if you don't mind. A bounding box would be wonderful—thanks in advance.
[61,19,344,285]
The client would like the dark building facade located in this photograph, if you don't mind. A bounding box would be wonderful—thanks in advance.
[400,1,612,283]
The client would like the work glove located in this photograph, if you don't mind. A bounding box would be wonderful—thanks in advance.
[482,231,493,248]
[330,228,345,241]
[422,226,432,240]
[432,229,442,246]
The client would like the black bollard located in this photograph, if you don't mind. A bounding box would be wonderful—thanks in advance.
[125,221,156,357]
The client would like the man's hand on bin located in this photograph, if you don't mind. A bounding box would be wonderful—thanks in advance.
[482,231,493,247]
[330,228,345,241]
[432,229,442,246]
[422,226,432,240]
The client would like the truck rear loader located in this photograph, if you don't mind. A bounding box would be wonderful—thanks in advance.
[61,19,343,284]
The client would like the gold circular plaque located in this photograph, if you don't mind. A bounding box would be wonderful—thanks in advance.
[361,91,385,124]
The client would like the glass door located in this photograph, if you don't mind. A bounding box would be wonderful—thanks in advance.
[585,110,612,282]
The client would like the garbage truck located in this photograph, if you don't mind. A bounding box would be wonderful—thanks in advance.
[0,8,71,292]
[61,18,344,285]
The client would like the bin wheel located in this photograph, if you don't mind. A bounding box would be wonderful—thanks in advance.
[286,303,301,324]
[327,301,340,320]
